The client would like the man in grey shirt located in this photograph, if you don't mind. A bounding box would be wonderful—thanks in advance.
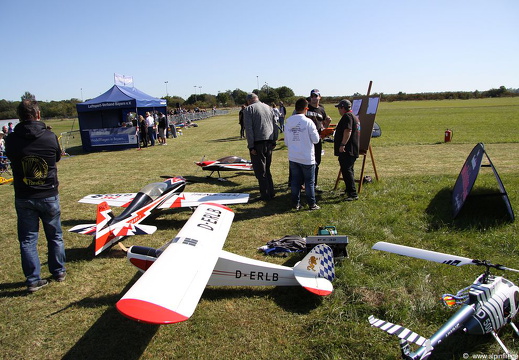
[243,93,278,201]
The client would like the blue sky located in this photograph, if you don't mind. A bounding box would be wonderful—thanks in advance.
[1,0,517,101]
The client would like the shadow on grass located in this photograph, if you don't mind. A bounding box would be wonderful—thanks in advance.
[209,136,246,142]
[426,187,514,231]
[62,272,159,360]
[202,281,323,316]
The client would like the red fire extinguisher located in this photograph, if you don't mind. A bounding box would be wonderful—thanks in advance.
[444,129,453,142]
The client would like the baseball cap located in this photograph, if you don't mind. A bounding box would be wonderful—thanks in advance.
[310,89,320,97]
[335,99,352,109]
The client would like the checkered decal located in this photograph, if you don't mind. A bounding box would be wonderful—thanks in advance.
[314,244,335,282]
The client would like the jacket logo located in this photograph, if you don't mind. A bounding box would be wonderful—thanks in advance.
[21,155,48,186]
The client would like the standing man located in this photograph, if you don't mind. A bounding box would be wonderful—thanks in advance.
[306,89,331,191]
[243,93,278,201]
[238,104,246,138]
[145,111,155,146]
[5,99,66,292]
[284,98,320,210]
[334,99,361,201]
[278,101,286,132]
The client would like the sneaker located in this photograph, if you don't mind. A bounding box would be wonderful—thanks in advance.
[345,195,359,201]
[53,272,66,282]
[27,279,49,293]
[293,204,302,211]
[309,204,321,210]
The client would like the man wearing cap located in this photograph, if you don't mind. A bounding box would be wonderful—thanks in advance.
[334,99,360,201]
[243,93,278,201]
[306,89,331,191]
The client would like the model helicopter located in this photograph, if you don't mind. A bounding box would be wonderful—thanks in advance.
[194,155,253,181]
[369,241,519,360]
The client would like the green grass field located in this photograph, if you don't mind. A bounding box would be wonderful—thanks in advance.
[1,97,518,359]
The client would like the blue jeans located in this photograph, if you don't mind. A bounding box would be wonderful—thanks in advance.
[148,127,156,146]
[15,195,66,285]
[289,161,316,207]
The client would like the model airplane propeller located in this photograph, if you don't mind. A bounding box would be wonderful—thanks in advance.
[194,155,253,181]
[69,176,249,255]
[116,203,335,324]
[369,241,519,360]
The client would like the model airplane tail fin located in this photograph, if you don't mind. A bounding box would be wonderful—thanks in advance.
[96,201,114,229]
[68,201,114,237]
[368,315,433,360]
[293,244,335,296]
[93,201,117,255]
[93,201,158,256]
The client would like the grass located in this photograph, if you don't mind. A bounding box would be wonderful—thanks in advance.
[1,97,518,359]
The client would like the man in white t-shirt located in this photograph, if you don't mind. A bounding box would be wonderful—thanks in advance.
[145,112,156,146]
[284,98,320,210]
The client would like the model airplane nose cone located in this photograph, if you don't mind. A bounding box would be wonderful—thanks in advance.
[116,298,189,324]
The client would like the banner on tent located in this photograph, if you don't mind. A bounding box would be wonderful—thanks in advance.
[89,128,138,147]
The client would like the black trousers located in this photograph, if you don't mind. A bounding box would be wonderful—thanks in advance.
[338,154,357,197]
[314,140,322,186]
[250,141,275,200]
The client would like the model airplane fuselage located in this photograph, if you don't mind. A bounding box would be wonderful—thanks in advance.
[69,176,249,255]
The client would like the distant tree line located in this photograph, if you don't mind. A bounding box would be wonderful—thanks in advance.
[1,86,517,120]
[352,86,519,103]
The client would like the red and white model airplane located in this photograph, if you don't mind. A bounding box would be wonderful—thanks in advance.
[69,177,249,256]
[116,203,335,324]
[195,155,253,180]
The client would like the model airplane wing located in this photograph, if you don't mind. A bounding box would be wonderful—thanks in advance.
[78,193,137,207]
[158,192,249,208]
[116,203,235,324]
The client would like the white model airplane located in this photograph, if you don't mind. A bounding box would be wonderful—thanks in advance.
[69,177,249,256]
[116,203,335,324]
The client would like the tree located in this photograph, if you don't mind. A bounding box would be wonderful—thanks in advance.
[275,86,294,101]
[21,91,36,100]
[216,92,232,107]
[232,89,248,106]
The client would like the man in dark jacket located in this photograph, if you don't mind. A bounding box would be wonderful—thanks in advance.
[334,99,360,201]
[5,98,66,292]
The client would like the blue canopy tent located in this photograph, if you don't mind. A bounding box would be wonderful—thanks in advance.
[76,85,167,152]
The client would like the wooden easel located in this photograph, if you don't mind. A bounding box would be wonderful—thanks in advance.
[333,144,379,193]
[333,81,380,193]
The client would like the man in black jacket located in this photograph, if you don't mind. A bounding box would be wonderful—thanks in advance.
[333,99,360,201]
[5,98,66,292]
